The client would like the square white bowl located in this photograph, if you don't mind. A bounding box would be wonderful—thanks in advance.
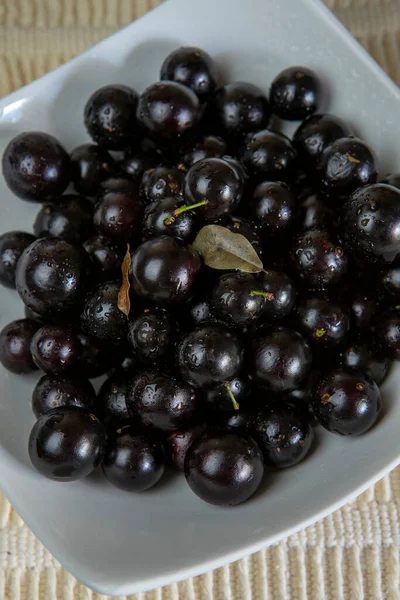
[0,0,400,595]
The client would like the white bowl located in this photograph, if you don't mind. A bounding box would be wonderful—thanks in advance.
[0,0,399,595]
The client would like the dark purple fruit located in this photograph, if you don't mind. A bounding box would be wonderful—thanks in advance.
[128,371,198,432]
[70,144,115,196]
[128,307,177,362]
[341,184,400,265]
[178,323,244,389]
[184,432,264,506]
[348,291,378,329]
[183,135,228,167]
[28,407,106,481]
[140,166,184,204]
[249,326,312,392]
[137,81,201,141]
[270,66,321,121]
[166,424,206,471]
[83,234,125,279]
[311,369,381,435]
[240,130,297,182]
[2,132,70,202]
[210,272,266,327]
[84,84,139,150]
[0,231,36,289]
[0,318,40,374]
[318,137,377,197]
[97,370,132,427]
[210,82,270,139]
[340,339,389,385]
[255,270,297,321]
[75,331,110,379]
[295,297,350,348]
[248,404,314,468]
[250,181,297,234]
[299,193,337,232]
[131,236,201,303]
[381,259,400,298]
[32,374,95,418]
[119,149,156,184]
[81,281,128,344]
[203,377,248,412]
[184,157,243,220]
[160,46,218,102]
[100,177,138,195]
[30,324,81,374]
[94,189,142,244]
[142,196,197,242]
[376,314,400,359]
[291,228,348,290]
[33,194,93,244]
[15,237,88,316]
[102,426,165,491]
[293,113,349,169]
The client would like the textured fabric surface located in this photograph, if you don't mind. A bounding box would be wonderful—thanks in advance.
[0,1,400,598]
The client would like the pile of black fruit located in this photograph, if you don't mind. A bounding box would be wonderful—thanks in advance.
[0,46,399,507]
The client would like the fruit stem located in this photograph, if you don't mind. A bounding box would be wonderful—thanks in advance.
[250,290,275,301]
[224,383,240,410]
[164,200,208,225]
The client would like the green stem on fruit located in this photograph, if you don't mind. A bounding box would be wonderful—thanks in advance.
[224,383,239,410]
[250,290,275,301]
[164,200,208,225]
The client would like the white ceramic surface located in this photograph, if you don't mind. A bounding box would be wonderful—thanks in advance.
[0,0,400,595]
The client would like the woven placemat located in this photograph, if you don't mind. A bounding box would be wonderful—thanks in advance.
[0,1,399,598]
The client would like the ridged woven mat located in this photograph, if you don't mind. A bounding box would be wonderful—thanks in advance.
[0,1,399,598]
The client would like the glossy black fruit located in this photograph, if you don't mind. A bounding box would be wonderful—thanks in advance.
[184,432,264,506]
[33,194,93,243]
[94,189,143,244]
[0,318,40,374]
[160,46,218,102]
[97,370,132,427]
[103,426,165,491]
[0,231,36,289]
[291,229,348,290]
[381,260,400,298]
[28,407,106,481]
[140,166,184,204]
[255,270,297,321]
[185,296,214,326]
[30,324,81,374]
[341,184,400,265]
[340,339,389,385]
[119,149,156,184]
[376,314,400,359]
[178,323,244,389]
[318,137,377,197]
[293,113,349,169]
[15,237,89,316]
[75,331,110,379]
[100,177,138,194]
[128,371,198,431]
[311,369,382,435]
[249,326,312,392]
[137,81,201,141]
[203,377,248,412]
[84,84,139,150]
[83,234,125,279]
[348,291,378,329]
[210,272,266,327]
[270,67,321,120]
[248,404,314,468]
[81,281,128,344]
[128,307,177,362]
[183,135,228,167]
[240,130,297,182]
[299,193,337,232]
[142,196,197,243]
[165,424,206,472]
[2,132,70,202]
[184,157,243,220]
[295,297,351,348]
[32,374,95,418]
[211,82,270,139]
[250,181,297,234]
[131,236,202,303]
[70,144,115,196]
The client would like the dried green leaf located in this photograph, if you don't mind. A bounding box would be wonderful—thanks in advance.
[118,244,131,318]
[192,225,263,273]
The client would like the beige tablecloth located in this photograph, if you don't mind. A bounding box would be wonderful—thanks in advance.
[0,1,399,598]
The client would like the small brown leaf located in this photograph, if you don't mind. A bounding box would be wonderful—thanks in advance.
[118,244,131,318]
[192,225,263,273]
